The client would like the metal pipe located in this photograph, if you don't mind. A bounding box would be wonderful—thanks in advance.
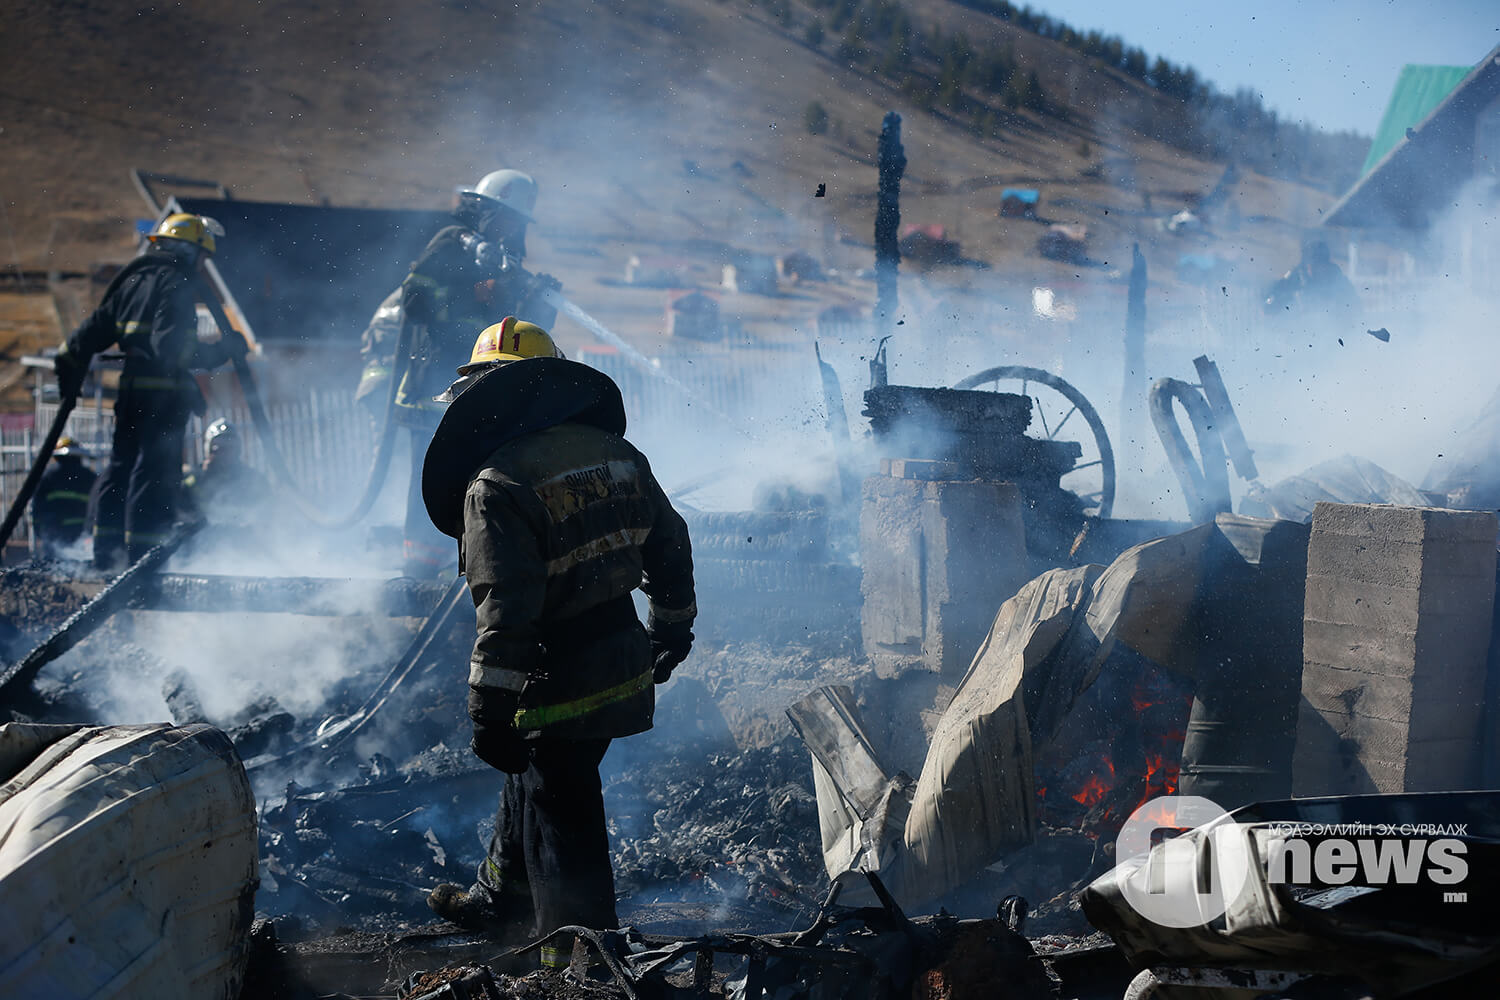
[1122,242,1147,432]
[1148,377,1231,524]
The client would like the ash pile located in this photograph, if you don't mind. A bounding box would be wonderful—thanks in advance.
[0,561,843,941]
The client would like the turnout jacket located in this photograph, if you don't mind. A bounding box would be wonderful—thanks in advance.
[62,249,228,393]
[422,359,695,741]
[33,457,96,547]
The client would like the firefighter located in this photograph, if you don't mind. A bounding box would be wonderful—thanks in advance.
[422,319,696,960]
[354,287,403,424]
[53,213,234,570]
[181,419,273,525]
[386,169,563,577]
[30,437,96,559]
[1264,239,1360,319]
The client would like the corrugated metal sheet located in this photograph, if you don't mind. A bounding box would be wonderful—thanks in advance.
[1325,45,1500,229]
[1359,64,1470,177]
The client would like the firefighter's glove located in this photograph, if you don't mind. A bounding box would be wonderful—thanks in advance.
[647,619,694,684]
[223,331,250,361]
[469,688,528,773]
[471,719,529,774]
[53,351,87,398]
[529,272,562,298]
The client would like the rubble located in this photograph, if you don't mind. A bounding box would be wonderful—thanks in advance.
[797,513,1338,914]
[605,736,826,923]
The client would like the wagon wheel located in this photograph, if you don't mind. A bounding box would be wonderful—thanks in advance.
[952,366,1116,519]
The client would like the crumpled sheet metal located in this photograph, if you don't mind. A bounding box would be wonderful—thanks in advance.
[1238,454,1430,523]
[894,564,1101,902]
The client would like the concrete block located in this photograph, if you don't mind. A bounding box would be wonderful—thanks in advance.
[860,476,925,659]
[880,458,962,481]
[1300,664,1414,724]
[859,473,1030,677]
[1309,501,1498,543]
[1293,502,1496,795]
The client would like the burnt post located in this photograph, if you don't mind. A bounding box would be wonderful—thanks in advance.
[874,112,906,342]
[1121,242,1147,433]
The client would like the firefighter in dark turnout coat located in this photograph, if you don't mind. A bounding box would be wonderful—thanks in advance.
[53,213,233,569]
[31,437,96,558]
[422,320,696,961]
[392,169,560,577]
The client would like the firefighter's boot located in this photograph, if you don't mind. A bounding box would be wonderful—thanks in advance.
[428,881,528,935]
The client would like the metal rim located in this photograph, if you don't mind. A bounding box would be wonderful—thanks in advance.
[951,365,1116,519]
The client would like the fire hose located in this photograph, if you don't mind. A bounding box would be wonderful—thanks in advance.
[196,279,411,529]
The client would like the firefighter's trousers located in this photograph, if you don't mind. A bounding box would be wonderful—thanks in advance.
[477,737,618,966]
[91,386,188,566]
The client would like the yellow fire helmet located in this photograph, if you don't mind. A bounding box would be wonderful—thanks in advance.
[53,436,77,457]
[457,316,564,374]
[149,212,225,255]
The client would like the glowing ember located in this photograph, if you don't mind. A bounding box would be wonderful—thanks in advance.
[1069,758,1116,806]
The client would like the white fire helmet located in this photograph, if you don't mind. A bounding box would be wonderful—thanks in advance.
[466,169,538,224]
[204,418,239,455]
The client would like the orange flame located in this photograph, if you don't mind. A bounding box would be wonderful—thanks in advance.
[1069,758,1116,807]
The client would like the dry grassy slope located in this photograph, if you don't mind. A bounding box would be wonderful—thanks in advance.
[0,0,1330,357]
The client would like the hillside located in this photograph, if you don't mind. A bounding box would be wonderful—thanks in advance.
[0,0,1344,392]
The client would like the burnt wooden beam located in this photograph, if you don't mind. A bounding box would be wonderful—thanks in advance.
[874,111,906,338]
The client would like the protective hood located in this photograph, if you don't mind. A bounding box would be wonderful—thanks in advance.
[421,357,627,538]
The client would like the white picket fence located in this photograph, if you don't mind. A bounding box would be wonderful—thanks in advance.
[1,389,380,551]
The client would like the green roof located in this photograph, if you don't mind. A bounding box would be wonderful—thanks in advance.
[1361,64,1471,176]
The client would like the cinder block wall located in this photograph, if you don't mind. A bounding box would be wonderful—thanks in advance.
[1293,502,1497,795]
[859,464,1030,677]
